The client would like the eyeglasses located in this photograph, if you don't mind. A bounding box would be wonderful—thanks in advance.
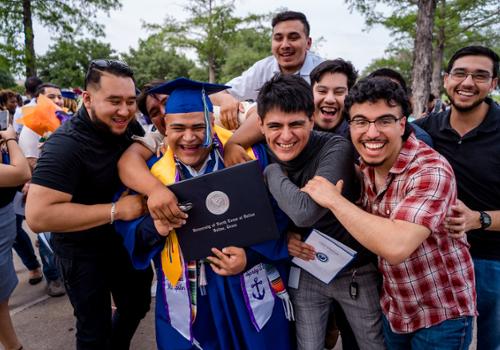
[348,115,403,131]
[449,70,492,83]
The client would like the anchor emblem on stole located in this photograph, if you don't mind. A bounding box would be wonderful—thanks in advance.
[251,277,265,300]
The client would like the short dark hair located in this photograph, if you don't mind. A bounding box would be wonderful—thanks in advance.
[446,45,499,79]
[310,59,358,90]
[367,68,409,95]
[84,59,135,90]
[257,74,314,120]
[25,76,43,96]
[137,79,166,117]
[35,83,61,97]
[344,77,412,140]
[0,89,16,100]
[272,11,310,37]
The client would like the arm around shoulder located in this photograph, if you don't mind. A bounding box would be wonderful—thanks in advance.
[118,142,159,196]
[118,141,187,228]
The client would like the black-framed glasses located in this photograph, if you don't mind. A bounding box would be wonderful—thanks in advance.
[449,70,492,83]
[348,115,403,130]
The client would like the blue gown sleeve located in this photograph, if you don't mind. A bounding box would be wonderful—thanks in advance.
[114,154,165,269]
[115,215,165,270]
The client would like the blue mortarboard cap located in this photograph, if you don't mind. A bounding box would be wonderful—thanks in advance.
[148,77,229,114]
[61,89,77,100]
[148,78,230,147]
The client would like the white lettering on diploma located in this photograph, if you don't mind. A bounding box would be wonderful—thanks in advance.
[190,212,257,234]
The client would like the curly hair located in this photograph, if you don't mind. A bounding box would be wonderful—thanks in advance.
[344,77,412,140]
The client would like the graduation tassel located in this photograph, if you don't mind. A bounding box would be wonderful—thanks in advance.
[199,260,207,296]
[201,88,213,148]
[265,264,295,321]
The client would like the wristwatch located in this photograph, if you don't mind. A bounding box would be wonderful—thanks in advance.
[479,211,492,229]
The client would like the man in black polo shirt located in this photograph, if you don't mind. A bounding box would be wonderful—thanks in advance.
[26,60,153,350]
[414,45,499,350]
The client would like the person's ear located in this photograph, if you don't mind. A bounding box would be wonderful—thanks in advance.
[82,91,92,110]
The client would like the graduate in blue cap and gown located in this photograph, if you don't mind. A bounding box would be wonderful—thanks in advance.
[115,78,294,350]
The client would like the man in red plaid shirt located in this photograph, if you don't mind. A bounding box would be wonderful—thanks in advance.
[302,77,477,350]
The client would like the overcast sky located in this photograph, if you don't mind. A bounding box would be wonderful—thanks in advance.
[34,0,393,73]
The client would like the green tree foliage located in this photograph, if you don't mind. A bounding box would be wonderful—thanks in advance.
[362,49,414,84]
[146,0,271,83]
[218,26,271,83]
[348,0,499,96]
[0,0,121,77]
[121,33,196,88]
[0,54,15,88]
[37,38,115,88]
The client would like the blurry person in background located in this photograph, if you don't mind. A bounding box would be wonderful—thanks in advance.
[0,125,31,350]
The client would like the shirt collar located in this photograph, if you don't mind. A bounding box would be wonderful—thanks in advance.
[180,153,213,177]
[177,147,223,178]
[439,97,499,134]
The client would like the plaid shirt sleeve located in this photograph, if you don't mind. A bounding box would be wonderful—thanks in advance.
[390,165,456,232]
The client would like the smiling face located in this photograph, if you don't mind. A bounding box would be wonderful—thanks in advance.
[165,112,213,170]
[146,93,167,135]
[444,55,498,112]
[42,87,64,108]
[271,20,312,74]
[6,95,17,114]
[313,72,349,131]
[83,74,137,135]
[349,100,406,173]
[259,108,314,162]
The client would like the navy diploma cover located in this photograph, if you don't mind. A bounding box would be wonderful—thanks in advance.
[168,160,280,260]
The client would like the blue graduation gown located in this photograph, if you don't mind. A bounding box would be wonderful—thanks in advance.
[115,150,293,350]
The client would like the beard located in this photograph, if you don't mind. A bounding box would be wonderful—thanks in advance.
[446,92,486,113]
[89,107,127,137]
[360,157,385,168]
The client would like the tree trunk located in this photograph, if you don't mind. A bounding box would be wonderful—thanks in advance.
[411,0,437,118]
[208,58,216,83]
[431,0,446,98]
[207,0,216,82]
[22,0,36,77]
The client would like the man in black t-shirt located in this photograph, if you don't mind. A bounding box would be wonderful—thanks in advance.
[26,60,153,350]
[414,45,500,350]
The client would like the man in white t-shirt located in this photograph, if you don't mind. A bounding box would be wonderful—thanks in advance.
[13,76,43,134]
[19,83,64,166]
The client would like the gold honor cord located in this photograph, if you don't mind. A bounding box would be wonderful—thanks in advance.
[161,230,183,286]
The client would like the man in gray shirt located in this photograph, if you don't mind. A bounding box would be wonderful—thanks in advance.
[256,74,384,349]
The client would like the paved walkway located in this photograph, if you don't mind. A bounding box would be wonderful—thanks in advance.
[8,223,156,350]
